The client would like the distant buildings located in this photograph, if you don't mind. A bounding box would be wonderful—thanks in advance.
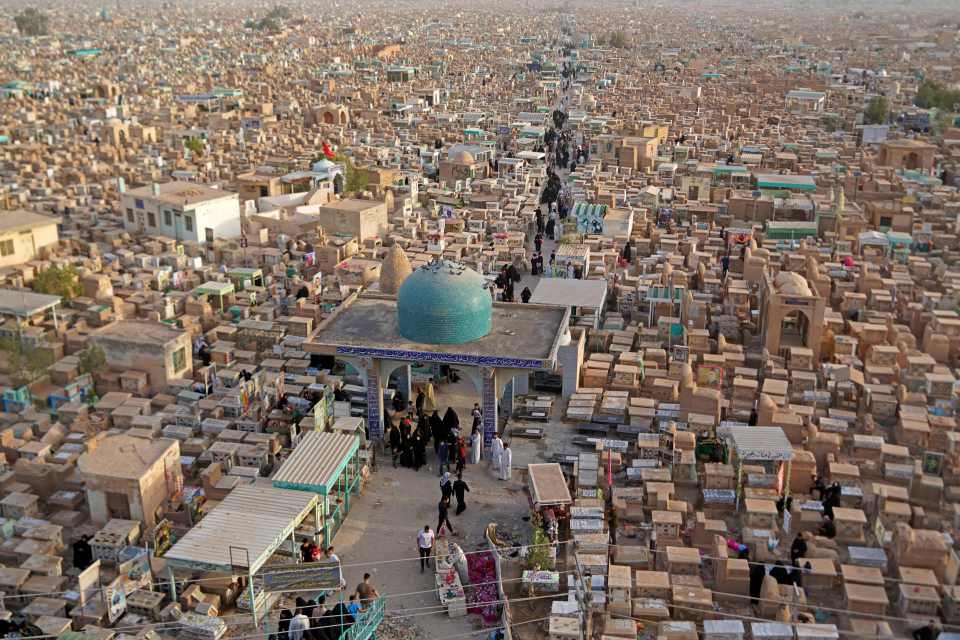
[120,181,241,243]
[89,320,193,394]
[0,211,59,268]
[785,89,827,112]
[78,434,182,529]
[878,139,937,171]
[315,199,389,242]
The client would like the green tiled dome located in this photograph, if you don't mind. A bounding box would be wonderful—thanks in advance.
[397,259,492,344]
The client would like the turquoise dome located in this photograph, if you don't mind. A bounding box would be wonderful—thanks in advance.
[397,259,492,344]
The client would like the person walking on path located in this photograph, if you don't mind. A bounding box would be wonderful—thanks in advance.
[469,426,483,464]
[438,438,449,476]
[498,442,513,481]
[440,472,453,501]
[437,496,456,536]
[490,432,504,474]
[453,472,470,515]
[455,436,467,475]
[417,526,434,573]
[413,434,426,471]
[356,573,380,606]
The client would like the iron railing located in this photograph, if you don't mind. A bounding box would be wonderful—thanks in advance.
[337,596,385,640]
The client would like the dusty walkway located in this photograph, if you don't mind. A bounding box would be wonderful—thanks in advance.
[332,378,531,638]
[332,73,576,639]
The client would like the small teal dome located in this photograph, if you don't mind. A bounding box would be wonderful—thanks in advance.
[397,259,492,344]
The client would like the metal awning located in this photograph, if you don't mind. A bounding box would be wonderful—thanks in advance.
[531,278,607,310]
[0,289,60,318]
[755,174,817,191]
[858,231,889,247]
[164,485,318,574]
[195,281,235,296]
[229,268,263,277]
[272,431,360,495]
[719,425,794,461]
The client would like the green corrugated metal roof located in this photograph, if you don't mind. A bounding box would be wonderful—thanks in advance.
[755,174,816,191]
[713,165,749,175]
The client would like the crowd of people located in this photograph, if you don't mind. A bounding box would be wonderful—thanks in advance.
[381,384,519,583]
[738,474,849,612]
[268,541,382,640]
[273,571,380,640]
[386,399,484,476]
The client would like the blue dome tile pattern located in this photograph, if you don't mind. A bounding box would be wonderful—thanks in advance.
[397,259,492,344]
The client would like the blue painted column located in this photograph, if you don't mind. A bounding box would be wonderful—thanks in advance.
[364,358,384,440]
[480,367,498,451]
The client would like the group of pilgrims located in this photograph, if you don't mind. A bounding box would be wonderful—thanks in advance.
[386,400,513,482]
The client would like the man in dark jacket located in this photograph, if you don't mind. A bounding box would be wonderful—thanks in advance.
[437,496,456,536]
[453,473,470,515]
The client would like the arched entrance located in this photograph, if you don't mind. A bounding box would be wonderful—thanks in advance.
[904,152,920,170]
[323,111,335,125]
[780,309,808,351]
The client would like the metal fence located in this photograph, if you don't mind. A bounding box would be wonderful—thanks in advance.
[339,596,385,640]
[484,531,512,640]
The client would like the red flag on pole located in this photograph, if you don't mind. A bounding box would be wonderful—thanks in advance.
[322,141,336,160]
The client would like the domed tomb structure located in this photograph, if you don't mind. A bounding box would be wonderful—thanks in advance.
[760,268,826,363]
[379,245,412,296]
[448,149,476,165]
[397,259,492,344]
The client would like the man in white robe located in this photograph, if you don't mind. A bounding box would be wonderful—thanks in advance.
[498,443,513,481]
[490,433,504,474]
[469,427,482,464]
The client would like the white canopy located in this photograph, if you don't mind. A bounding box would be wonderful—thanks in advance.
[719,425,794,461]
[857,231,889,247]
